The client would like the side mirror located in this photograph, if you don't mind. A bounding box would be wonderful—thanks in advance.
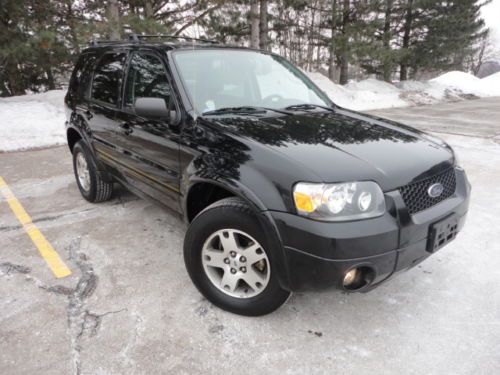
[135,97,169,118]
[134,97,179,125]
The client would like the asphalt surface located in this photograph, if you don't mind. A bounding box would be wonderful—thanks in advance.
[1,97,500,374]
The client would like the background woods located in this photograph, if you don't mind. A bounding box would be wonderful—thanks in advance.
[0,0,495,96]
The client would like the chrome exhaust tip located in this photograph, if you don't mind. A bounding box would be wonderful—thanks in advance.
[342,266,375,291]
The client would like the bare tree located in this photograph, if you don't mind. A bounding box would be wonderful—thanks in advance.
[471,33,500,76]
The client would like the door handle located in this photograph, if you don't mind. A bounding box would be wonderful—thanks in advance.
[119,122,133,135]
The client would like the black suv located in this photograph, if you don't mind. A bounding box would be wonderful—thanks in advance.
[65,35,470,316]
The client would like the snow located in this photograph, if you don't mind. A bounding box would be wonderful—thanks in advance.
[309,70,500,111]
[481,71,500,86]
[1,69,500,152]
[0,90,66,152]
[308,73,408,110]
[430,71,500,97]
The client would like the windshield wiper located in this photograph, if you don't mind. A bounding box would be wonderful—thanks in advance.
[202,106,266,116]
[202,106,290,116]
[284,104,335,112]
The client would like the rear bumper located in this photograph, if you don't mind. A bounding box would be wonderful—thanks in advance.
[268,167,471,291]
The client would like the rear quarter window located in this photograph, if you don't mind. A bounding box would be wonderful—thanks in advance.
[69,53,96,100]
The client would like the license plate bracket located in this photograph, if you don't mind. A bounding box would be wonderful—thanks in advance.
[427,214,459,253]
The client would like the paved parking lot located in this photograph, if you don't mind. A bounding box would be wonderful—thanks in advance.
[1,98,500,374]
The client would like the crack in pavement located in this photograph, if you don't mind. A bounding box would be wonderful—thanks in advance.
[81,308,128,338]
[2,241,128,374]
[0,262,32,275]
[65,237,99,375]
[0,208,98,234]
[59,237,127,375]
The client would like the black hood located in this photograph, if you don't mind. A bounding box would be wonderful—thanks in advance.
[201,108,454,191]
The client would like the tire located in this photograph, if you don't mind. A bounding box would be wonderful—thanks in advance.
[184,197,290,316]
[72,140,113,203]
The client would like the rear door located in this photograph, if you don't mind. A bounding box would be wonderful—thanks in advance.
[114,50,181,211]
[88,51,128,176]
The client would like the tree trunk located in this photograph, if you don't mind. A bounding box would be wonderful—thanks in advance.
[382,0,393,82]
[64,0,80,54]
[45,67,56,90]
[400,0,413,81]
[6,61,25,96]
[250,0,260,48]
[107,0,121,40]
[338,0,349,85]
[328,0,337,80]
[316,3,322,71]
[145,0,154,19]
[259,0,268,50]
[306,3,316,71]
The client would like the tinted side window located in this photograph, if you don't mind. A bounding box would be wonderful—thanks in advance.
[69,53,96,100]
[78,55,96,99]
[124,53,171,108]
[91,53,126,105]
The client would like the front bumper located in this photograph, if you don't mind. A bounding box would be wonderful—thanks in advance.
[269,167,471,292]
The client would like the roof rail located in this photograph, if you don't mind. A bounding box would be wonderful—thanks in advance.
[88,34,218,47]
[127,33,218,44]
[88,39,125,47]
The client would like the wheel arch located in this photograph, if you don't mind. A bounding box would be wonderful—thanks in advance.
[184,178,268,223]
[67,126,82,153]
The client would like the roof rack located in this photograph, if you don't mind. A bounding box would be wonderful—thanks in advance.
[88,39,125,47]
[89,33,218,47]
[127,33,218,44]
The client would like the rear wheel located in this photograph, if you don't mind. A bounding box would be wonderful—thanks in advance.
[72,141,113,203]
[184,197,290,316]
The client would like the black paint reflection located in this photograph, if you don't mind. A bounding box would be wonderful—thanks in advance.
[209,110,417,149]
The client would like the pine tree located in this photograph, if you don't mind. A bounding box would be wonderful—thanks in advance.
[413,0,489,75]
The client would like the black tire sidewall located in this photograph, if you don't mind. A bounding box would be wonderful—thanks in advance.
[72,141,99,202]
[184,201,290,316]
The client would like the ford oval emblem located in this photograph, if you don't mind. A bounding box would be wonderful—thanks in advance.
[427,183,444,198]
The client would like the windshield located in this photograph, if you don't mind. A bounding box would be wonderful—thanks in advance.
[172,49,332,114]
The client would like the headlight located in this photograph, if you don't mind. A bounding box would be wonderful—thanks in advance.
[293,181,385,221]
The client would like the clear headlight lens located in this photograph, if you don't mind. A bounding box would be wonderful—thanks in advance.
[293,181,385,221]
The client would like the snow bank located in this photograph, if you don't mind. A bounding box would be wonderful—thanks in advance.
[0,90,66,152]
[308,70,500,111]
[309,73,407,111]
[481,71,500,86]
[430,71,500,96]
[431,71,481,90]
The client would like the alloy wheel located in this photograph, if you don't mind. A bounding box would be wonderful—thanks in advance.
[201,229,271,298]
[76,152,91,192]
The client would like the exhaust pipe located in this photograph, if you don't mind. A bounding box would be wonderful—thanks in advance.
[342,266,375,291]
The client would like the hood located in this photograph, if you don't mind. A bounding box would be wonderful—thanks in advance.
[203,108,454,191]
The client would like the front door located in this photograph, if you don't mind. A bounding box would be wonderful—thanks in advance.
[114,51,181,211]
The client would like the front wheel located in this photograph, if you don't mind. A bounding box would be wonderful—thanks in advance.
[184,197,290,316]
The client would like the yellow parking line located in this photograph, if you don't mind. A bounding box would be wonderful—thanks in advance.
[0,176,71,278]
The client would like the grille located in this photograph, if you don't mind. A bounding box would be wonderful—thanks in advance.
[399,168,456,214]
